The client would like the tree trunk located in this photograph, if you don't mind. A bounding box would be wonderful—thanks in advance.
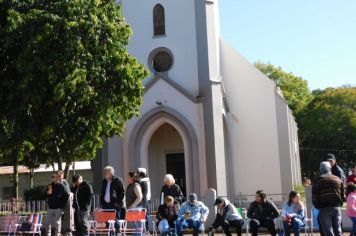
[72,161,76,175]
[57,155,63,171]
[64,162,71,179]
[13,159,19,200]
[29,168,34,189]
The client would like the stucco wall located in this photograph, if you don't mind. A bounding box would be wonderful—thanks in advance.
[220,39,283,198]
[122,0,200,95]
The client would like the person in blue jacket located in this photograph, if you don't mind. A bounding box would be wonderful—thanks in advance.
[176,193,209,236]
[281,191,305,236]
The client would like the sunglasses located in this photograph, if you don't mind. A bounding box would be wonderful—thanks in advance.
[51,176,56,178]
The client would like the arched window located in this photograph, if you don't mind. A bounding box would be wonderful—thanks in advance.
[153,4,165,36]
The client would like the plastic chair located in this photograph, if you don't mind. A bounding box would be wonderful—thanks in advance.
[237,207,249,236]
[309,208,319,236]
[118,208,147,236]
[89,209,117,236]
[0,213,20,236]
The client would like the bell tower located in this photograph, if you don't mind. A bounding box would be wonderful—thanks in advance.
[121,0,228,196]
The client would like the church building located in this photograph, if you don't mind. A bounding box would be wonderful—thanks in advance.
[92,0,302,200]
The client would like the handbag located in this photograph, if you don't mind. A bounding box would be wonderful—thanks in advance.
[158,219,170,233]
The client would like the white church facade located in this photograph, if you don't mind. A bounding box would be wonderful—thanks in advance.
[92,0,302,200]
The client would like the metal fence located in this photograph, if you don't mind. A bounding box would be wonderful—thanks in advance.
[0,200,47,214]
[0,193,299,215]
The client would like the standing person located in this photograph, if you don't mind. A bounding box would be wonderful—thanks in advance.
[100,166,126,225]
[346,183,356,236]
[72,174,94,236]
[312,162,346,236]
[281,191,305,236]
[45,172,70,236]
[156,196,178,236]
[160,174,184,205]
[138,168,151,206]
[126,172,144,236]
[138,168,151,230]
[247,190,279,236]
[176,193,209,236]
[325,153,346,182]
[346,165,356,185]
[209,197,244,236]
[126,172,143,209]
[58,170,74,236]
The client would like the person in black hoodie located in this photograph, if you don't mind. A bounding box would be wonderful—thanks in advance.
[45,171,70,236]
[157,196,178,234]
[100,166,126,227]
[247,190,279,236]
[72,174,93,236]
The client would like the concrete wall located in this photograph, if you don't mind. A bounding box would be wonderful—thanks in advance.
[220,39,283,199]
[275,93,302,193]
[0,169,93,200]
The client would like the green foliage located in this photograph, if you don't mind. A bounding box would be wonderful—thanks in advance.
[293,184,306,203]
[255,62,313,115]
[299,87,356,178]
[0,0,148,167]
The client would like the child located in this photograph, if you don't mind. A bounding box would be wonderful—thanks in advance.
[346,183,356,236]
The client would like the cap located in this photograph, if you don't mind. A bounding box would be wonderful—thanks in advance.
[214,197,224,206]
[325,153,336,161]
[137,168,147,175]
[189,193,198,201]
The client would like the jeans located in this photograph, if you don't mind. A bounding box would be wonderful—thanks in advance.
[75,210,90,236]
[282,218,304,236]
[318,207,342,236]
[249,218,276,236]
[45,208,63,236]
[176,218,202,236]
[350,217,356,235]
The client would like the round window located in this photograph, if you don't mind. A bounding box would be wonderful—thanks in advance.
[152,50,173,72]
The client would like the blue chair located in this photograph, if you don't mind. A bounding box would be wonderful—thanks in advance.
[309,208,319,236]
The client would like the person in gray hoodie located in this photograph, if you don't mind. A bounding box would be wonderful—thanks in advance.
[210,197,244,236]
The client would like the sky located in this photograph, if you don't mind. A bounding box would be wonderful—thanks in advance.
[219,0,356,90]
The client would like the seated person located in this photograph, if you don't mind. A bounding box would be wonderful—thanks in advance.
[176,193,209,236]
[157,196,178,235]
[281,191,305,236]
[209,197,244,236]
[247,190,279,236]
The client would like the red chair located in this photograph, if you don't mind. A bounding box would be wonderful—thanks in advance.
[89,209,116,236]
[118,208,147,236]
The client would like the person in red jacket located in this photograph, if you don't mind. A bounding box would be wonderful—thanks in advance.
[346,165,356,185]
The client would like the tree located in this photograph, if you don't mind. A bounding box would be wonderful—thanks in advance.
[255,62,313,115]
[299,87,356,178]
[0,0,148,198]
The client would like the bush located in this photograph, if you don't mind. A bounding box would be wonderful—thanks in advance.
[24,186,47,201]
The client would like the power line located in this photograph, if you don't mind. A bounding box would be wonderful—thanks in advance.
[300,147,356,152]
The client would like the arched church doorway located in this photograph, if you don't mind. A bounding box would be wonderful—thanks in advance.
[148,123,186,199]
[129,107,202,200]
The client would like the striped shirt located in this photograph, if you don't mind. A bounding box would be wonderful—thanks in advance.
[312,173,345,209]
